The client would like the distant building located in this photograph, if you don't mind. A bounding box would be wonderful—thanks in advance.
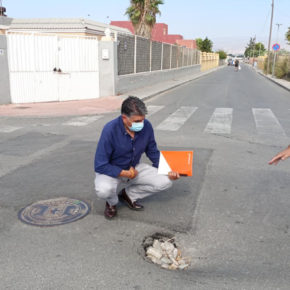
[176,39,197,49]
[110,21,183,44]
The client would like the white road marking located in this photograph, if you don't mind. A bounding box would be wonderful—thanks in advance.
[156,106,198,131]
[252,108,286,136]
[0,126,21,133]
[147,105,165,117]
[204,108,233,134]
[63,115,103,127]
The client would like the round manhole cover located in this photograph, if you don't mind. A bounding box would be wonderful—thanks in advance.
[18,197,90,227]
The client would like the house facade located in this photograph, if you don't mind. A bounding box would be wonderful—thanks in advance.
[110,21,183,44]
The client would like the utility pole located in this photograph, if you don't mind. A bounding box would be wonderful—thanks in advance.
[252,36,256,67]
[272,23,282,77]
[266,0,274,75]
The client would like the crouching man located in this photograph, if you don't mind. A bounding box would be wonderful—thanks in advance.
[94,96,180,219]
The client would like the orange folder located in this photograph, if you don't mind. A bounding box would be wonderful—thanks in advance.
[158,151,193,177]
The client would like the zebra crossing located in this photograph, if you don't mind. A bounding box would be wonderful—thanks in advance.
[0,126,21,133]
[0,105,289,137]
[63,115,103,127]
[156,106,198,131]
[204,108,233,134]
[252,108,286,136]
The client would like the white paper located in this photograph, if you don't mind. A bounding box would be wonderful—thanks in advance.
[158,152,172,175]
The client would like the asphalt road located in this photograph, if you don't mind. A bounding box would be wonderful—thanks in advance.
[1,65,290,289]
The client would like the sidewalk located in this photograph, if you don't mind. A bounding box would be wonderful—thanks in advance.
[0,95,125,117]
[0,66,225,117]
[251,65,290,92]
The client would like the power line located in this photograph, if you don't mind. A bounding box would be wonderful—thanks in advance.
[259,9,271,36]
[275,23,282,43]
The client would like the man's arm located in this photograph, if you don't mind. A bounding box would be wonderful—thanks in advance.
[94,131,122,177]
[269,145,290,165]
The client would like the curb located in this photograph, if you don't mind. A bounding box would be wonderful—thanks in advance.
[138,66,226,102]
[257,71,290,92]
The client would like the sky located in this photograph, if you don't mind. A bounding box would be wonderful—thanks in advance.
[2,0,290,54]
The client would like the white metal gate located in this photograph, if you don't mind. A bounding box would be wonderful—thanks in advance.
[7,32,99,103]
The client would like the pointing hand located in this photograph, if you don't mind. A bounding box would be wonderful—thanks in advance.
[269,145,290,165]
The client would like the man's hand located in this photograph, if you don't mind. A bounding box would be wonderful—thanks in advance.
[269,145,290,165]
[119,167,138,179]
[168,171,180,180]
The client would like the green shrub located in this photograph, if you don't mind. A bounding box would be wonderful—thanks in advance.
[263,57,272,74]
[217,50,227,60]
[263,55,289,79]
[275,59,288,79]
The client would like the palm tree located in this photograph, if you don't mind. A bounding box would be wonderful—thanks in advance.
[125,0,163,39]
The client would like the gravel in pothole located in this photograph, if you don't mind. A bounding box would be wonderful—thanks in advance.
[143,235,190,270]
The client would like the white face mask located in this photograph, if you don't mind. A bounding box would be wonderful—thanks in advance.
[129,121,144,132]
[126,116,144,132]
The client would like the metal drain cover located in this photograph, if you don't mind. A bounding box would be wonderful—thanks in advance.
[18,197,90,226]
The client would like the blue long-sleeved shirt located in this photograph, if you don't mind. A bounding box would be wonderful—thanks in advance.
[94,116,160,178]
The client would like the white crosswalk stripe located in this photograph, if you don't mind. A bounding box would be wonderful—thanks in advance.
[156,106,198,131]
[63,115,103,127]
[147,105,165,117]
[0,126,21,133]
[252,108,286,136]
[204,108,233,134]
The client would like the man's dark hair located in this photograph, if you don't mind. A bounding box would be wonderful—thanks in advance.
[121,96,147,117]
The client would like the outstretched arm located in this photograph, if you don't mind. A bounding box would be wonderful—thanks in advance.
[269,145,290,165]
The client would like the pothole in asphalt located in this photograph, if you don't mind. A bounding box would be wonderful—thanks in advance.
[142,232,190,270]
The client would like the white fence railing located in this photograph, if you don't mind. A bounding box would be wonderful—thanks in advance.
[117,33,201,76]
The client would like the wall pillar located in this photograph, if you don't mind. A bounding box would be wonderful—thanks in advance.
[98,40,117,97]
[0,35,11,104]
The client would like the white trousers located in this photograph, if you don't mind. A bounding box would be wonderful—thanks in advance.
[94,163,172,206]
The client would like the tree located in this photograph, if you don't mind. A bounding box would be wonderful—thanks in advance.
[255,43,266,56]
[244,37,256,57]
[125,0,163,39]
[200,37,213,52]
[217,50,227,59]
[244,37,266,57]
[195,38,203,50]
[286,27,290,44]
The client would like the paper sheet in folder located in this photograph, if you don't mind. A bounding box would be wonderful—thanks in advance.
[157,151,193,177]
